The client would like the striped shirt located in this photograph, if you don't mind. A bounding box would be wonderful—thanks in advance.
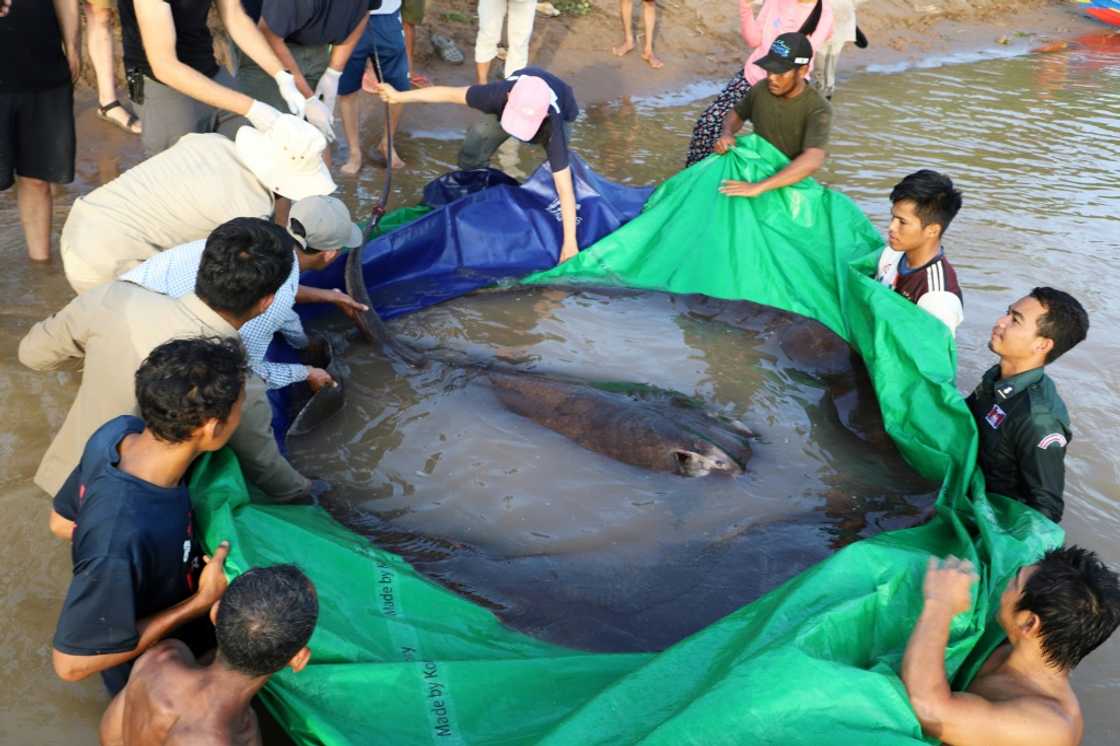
[121,240,310,389]
[876,248,964,336]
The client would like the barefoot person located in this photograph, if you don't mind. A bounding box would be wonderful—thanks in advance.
[713,33,832,199]
[85,0,141,134]
[338,0,411,173]
[686,0,833,166]
[98,564,318,746]
[903,548,1120,746]
[48,337,243,693]
[966,288,1089,523]
[612,0,662,69]
[876,170,965,336]
[0,0,79,262]
[376,68,582,262]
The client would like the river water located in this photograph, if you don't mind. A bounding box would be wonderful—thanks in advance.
[1,39,1118,745]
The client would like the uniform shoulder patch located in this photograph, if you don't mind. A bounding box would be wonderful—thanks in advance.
[1037,433,1068,450]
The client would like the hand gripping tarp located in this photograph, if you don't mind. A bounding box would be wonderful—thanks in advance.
[296,155,654,323]
[190,135,1062,745]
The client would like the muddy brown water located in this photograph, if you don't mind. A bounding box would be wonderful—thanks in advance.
[2,43,1119,744]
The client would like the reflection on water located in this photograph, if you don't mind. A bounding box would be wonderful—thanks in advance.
[1,43,1119,742]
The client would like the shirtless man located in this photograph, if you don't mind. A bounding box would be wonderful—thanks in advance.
[902,547,1120,746]
[99,564,318,746]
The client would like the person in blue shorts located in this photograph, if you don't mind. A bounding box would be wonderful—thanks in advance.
[48,337,244,694]
[339,0,411,174]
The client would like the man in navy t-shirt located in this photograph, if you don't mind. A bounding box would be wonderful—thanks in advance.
[373,68,583,264]
[49,337,246,693]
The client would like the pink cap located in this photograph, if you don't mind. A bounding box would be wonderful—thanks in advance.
[500,75,551,142]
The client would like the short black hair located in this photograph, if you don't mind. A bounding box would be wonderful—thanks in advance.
[1029,287,1089,364]
[1017,546,1120,671]
[889,170,963,235]
[216,564,318,678]
[135,337,247,443]
[195,217,295,317]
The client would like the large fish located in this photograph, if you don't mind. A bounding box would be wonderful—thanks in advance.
[344,238,427,368]
[488,371,753,477]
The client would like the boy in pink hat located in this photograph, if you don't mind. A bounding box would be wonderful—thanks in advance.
[373,67,582,264]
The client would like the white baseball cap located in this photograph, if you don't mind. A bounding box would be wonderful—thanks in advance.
[288,196,363,251]
[235,115,336,201]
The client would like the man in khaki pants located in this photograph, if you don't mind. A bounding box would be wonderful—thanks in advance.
[475,0,537,83]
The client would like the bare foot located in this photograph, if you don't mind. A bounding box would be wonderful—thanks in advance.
[378,141,406,169]
[340,156,362,176]
[642,50,663,69]
[612,39,635,57]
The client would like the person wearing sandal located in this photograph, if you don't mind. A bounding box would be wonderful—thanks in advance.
[236,0,369,146]
[118,0,315,157]
[85,0,141,134]
[0,0,79,262]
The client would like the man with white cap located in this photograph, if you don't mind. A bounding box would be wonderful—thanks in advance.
[122,195,367,391]
[59,115,334,294]
[374,67,582,263]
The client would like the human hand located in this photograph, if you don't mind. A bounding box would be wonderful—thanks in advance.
[719,179,766,198]
[197,541,231,605]
[558,241,579,264]
[375,82,403,104]
[0,1,11,18]
[245,100,282,131]
[713,134,737,155]
[326,287,368,320]
[922,555,978,616]
[314,68,342,114]
[307,367,336,392]
[65,43,82,84]
[304,96,336,143]
[274,70,306,116]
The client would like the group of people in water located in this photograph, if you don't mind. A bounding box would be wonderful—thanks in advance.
[3,0,1120,744]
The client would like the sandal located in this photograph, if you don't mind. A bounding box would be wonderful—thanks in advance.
[410,72,433,88]
[430,33,464,65]
[97,100,141,134]
[536,2,561,17]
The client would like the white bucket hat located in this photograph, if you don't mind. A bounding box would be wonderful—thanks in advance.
[288,196,363,251]
[235,115,336,201]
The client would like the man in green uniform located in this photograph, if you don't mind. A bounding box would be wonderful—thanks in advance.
[966,287,1089,523]
[713,32,831,199]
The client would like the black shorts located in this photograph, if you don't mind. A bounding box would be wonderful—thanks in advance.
[0,82,76,190]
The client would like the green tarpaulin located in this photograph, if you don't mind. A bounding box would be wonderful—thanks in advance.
[190,135,1061,744]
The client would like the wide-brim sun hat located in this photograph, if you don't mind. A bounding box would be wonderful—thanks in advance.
[236,115,336,201]
[500,75,552,142]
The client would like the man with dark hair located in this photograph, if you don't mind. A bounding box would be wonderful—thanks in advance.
[20,217,318,503]
[965,288,1089,522]
[902,546,1120,745]
[713,33,832,200]
[99,564,318,745]
[47,337,243,693]
[876,170,965,335]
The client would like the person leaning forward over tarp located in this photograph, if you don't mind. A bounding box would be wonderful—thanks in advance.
[59,114,334,294]
[118,0,315,156]
[712,32,832,200]
[902,548,1120,746]
[966,288,1089,524]
[375,68,583,262]
[121,195,367,391]
[19,217,323,503]
[236,0,370,145]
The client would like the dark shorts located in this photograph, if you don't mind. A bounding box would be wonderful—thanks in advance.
[0,82,75,190]
[339,13,411,96]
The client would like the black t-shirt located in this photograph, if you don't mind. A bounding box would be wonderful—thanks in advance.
[0,0,71,93]
[52,416,202,693]
[260,0,366,46]
[119,0,220,81]
[465,67,579,172]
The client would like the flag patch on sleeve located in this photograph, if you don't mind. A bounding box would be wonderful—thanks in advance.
[1037,433,1068,450]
